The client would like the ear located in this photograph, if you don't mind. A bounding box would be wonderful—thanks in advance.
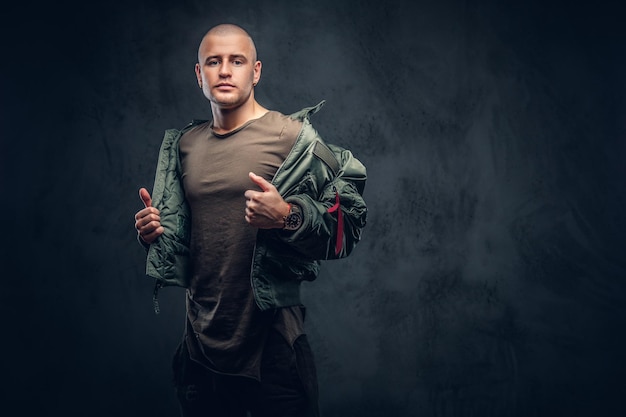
[195,63,202,88]
[253,60,262,86]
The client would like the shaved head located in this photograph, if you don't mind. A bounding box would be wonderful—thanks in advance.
[198,24,258,62]
[194,23,263,115]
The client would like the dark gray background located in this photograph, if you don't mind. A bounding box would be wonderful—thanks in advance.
[2,0,625,416]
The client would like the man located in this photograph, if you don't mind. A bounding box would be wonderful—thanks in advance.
[134,23,367,417]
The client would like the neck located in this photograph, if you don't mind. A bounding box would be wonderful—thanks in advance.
[211,98,268,134]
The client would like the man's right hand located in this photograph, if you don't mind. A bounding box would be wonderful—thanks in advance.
[134,188,164,244]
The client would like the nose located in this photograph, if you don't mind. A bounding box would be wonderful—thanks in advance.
[219,62,231,77]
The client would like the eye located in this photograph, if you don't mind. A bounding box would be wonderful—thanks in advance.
[233,60,243,66]
[207,59,220,66]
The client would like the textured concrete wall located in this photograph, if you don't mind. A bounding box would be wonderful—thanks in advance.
[2,0,625,416]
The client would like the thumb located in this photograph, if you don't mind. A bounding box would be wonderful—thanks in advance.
[249,172,272,192]
[139,187,152,208]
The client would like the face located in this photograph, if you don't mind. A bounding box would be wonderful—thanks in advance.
[195,32,261,110]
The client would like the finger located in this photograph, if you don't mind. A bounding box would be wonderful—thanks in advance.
[139,220,163,236]
[248,172,272,192]
[135,206,160,221]
[135,212,161,229]
[244,189,257,201]
[140,226,164,244]
[139,187,152,208]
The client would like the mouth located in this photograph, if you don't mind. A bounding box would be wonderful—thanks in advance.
[215,83,235,89]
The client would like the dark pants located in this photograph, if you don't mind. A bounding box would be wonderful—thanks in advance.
[172,330,319,417]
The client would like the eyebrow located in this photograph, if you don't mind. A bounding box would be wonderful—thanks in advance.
[204,54,248,62]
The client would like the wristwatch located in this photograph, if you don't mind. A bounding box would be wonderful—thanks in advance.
[283,203,303,231]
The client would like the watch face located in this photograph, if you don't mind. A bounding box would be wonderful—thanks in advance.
[284,212,302,230]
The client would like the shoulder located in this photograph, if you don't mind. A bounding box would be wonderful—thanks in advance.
[278,101,328,146]
[176,120,212,146]
[259,111,303,142]
[181,120,212,136]
[287,101,326,122]
[264,110,303,127]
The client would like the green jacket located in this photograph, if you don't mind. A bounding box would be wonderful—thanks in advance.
[144,101,367,311]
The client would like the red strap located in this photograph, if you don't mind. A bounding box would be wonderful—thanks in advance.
[327,191,343,255]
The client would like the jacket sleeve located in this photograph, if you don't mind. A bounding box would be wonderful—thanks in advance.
[277,145,367,260]
[143,128,192,288]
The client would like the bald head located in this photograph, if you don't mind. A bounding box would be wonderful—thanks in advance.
[198,24,258,62]
[194,23,263,112]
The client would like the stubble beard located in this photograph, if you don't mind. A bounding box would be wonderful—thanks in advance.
[209,87,254,110]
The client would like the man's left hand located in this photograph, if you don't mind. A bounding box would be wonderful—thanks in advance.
[244,172,290,229]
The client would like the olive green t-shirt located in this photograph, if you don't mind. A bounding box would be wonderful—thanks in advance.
[178,111,304,379]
